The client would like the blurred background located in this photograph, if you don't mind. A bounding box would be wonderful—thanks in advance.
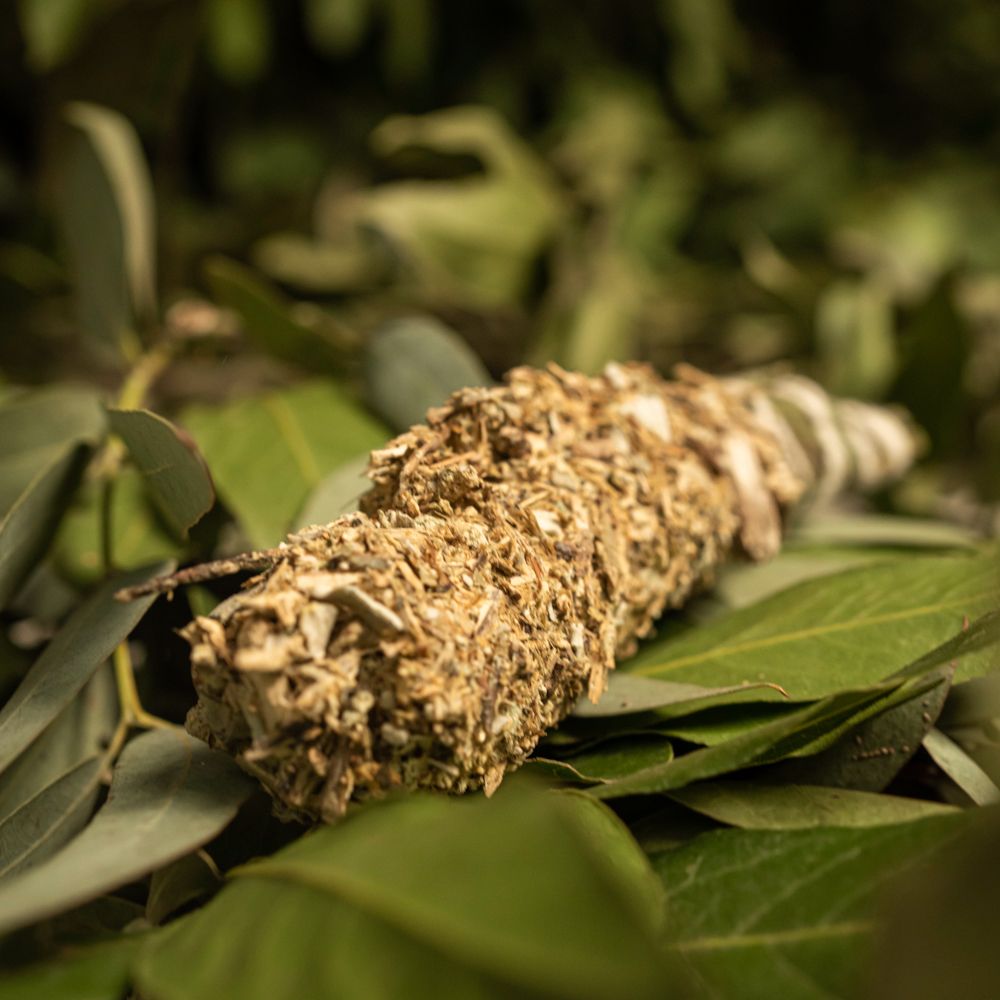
[1,0,998,537]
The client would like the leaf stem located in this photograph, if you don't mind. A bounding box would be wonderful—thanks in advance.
[113,640,178,731]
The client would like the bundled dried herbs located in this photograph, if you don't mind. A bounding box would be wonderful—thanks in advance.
[123,363,918,821]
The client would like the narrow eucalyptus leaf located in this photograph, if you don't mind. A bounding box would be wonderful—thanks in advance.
[0,444,93,610]
[61,102,156,353]
[922,728,1000,805]
[0,564,170,773]
[0,729,255,936]
[667,781,957,830]
[107,408,215,538]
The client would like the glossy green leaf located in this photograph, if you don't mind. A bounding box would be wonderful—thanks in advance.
[60,103,156,354]
[0,565,168,773]
[0,444,92,609]
[135,788,678,1000]
[107,408,215,538]
[0,936,141,1000]
[0,729,255,936]
[626,551,999,697]
[653,813,969,1000]
[203,255,355,371]
[667,781,957,829]
[364,315,493,431]
[922,728,1000,805]
[181,381,387,546]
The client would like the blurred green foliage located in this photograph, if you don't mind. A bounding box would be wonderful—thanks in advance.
[1,0,997,523]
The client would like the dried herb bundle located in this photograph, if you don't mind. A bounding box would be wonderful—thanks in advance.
[131,363,918,821]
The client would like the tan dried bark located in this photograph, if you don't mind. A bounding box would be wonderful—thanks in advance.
[169,363,918,821]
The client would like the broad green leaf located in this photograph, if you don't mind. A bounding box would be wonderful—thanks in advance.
[575,671,788,719]
[0,444,93,609]
[0,386,105,514]
[55,468,184,583]
[529,734,674,784]
[364,315,493,431]
[107,408,215,538]
[0,666,116,828]
[357,106,564,307]
[294,455,369,528]
[667,781,957,830]
[0,936,141,1000]
[0,757,104,880]
[135,788,679,1000]
[922,728,1000,805]
[626,551,999,698]
[0,564,167,773]
[0,729,255,936]
[61,103,156,354]
[181,381,387,547]
[653,813,969,1000]
[203,256,355,371]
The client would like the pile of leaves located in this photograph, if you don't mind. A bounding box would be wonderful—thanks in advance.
[1,4,999,998]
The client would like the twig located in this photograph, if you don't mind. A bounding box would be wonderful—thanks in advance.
[115,549,283,602]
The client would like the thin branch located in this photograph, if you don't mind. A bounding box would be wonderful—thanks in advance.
[114,549,283,602]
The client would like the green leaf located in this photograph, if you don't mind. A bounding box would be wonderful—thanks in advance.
[0,666,116,832]
[293,455,369,529]
[61,103,156,355]
[16,0,109,72]
[0,936,141,1000]
[575,671,788,719]
[203,255,355,371]
[107,408,215,538]
[146,852,220,926]
[364,316,493,432]
[922,728,1000,805]
[55,468,185,584]
[667,781,957,830]
[0,444,93,609]
[529,734,674,784]
[358,106,564,307]
[0,757,104,880]
[625,551,999,698]
[134,788,679,1000]
[0,386,105,515]
[589,677,939,800]
[653,813,969,1000]
[181,381,387,547]
[303,0,373,56]
[0,729,255,936]
[0,564,168,774]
